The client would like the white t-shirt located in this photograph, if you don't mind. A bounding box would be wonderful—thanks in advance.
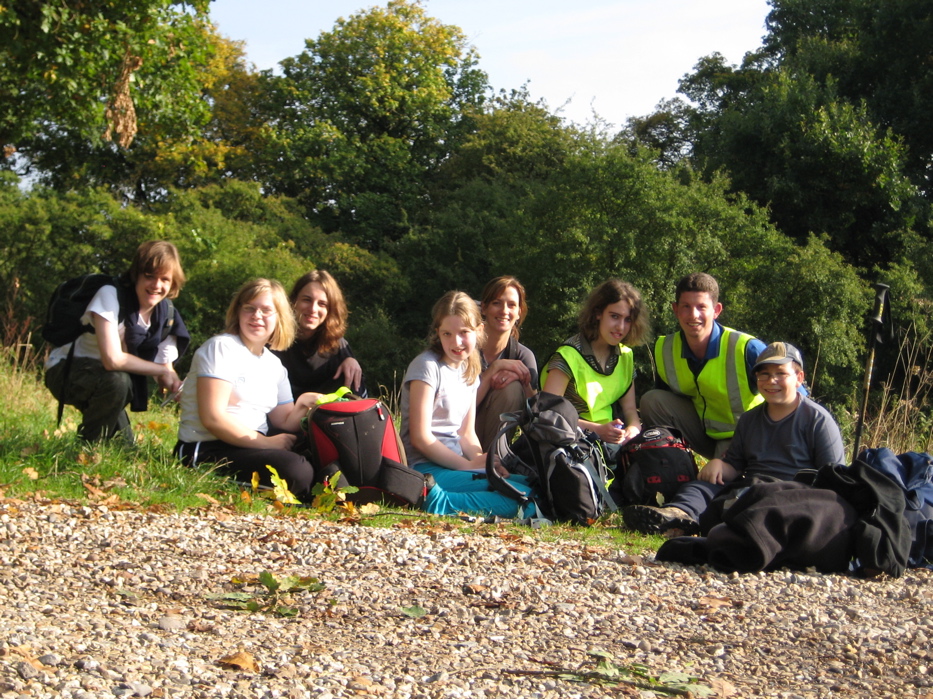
[45,285,178,368]
[177,333,293,443]
[400,350,479,466]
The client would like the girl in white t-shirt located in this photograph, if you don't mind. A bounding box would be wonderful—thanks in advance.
[400,291,533,517]
[175,279,318,499]
[44,240,189,444]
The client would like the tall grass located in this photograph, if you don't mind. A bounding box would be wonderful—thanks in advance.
[0,343,244,508]
[841,325,933,457]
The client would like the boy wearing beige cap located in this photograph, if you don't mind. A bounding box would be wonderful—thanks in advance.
[623,342,846,536]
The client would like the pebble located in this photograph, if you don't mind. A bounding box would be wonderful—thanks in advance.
[0,500,930,698]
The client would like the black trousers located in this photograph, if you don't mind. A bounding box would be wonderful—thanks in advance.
[174,439,315,501]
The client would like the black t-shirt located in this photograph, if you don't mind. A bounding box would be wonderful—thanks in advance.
[272,336,367,399]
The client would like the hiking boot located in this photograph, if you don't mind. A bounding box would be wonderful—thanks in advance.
[622,504,700,537]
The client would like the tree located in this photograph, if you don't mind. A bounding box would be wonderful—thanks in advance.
[652,0,932,272]
[6,21,255,202]
[1,0,215,172]
[256,0,488,248]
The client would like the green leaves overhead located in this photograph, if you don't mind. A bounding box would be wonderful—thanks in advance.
[256,0,489,245]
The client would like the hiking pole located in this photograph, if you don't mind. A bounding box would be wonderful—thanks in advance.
[851,282,890,462]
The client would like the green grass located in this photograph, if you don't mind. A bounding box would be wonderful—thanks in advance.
[0,349,665,555]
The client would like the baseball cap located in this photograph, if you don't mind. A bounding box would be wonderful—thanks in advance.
[753,342,803,373]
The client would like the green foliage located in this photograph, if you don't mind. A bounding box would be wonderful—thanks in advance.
[255,0,489,245]
[310,471,359,513]
[514,650,715,696]
[1,0,215,166]
[206,570,325,617]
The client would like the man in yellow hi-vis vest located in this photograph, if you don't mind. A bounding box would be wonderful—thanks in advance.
[640,273,766,460]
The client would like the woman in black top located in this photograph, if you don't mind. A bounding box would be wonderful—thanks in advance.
[273,270,367,401]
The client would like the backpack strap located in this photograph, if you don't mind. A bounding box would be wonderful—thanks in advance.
[55,342,77,427]
[485,410,532,504]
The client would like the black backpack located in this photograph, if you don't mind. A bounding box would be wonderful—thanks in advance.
[613,425,698,506]
[42,273,132,347]
[487,392,617,525]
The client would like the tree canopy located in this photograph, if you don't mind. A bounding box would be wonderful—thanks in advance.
[3,0,933,422]
[1,0,215,174]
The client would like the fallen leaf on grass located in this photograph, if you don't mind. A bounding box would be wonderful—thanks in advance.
[21,467,39,480]
[195,493,220,506]
[76,451,103,467]
[82,481,107,499]
[359,502,380,515]
[217,651,259,673]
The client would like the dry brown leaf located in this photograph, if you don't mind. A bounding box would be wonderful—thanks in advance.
[709,677,738,697]
[698,596,734,610]
[195,493,220,506]
[187,620,215,633]
[463,584,488,595]
[359,502,380,515]
[618,554,646,566]
[217,650,259,673]
[82,481,107,499]
[22,467,40,480]
[240,489,252,504]
[10,645,43,671]
[76,452,103,467]
[102,476,127,490]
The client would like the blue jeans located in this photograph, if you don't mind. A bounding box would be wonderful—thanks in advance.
[414,463,534,518]
[669,479,725,520]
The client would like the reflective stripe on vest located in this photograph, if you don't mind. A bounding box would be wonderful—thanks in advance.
[655,327,763,439]
[541,344,633,423]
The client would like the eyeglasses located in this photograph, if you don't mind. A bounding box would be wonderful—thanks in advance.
[241,304,277,318]
[756,371,794,383]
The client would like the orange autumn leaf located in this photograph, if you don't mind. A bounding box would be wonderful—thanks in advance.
[217,650,259,673]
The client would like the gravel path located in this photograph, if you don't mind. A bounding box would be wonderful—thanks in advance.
[1,499,932,699]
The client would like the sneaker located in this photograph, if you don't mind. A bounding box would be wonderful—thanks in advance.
[622,505,700,536]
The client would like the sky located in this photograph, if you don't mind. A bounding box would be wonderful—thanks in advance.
[209,0,772,128]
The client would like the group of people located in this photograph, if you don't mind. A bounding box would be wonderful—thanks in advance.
[44,240,846,532]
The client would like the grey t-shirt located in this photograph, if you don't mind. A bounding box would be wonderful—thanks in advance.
[400,350,479,466]
[724,395,846,480]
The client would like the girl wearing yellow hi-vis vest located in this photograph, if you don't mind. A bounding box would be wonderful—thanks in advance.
[540,279,650,447]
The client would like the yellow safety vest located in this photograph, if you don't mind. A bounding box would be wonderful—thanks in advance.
[655,327,762,439]
[541,343,633,423]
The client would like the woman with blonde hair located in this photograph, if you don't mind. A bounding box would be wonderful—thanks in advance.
[400,290,534,517]
[275,270,367,400]
[175,278,318,498]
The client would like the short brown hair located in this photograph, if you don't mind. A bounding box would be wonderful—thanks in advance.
[480,276,528,339]
[127,240,185,298]
[224,278,295,351]
[674,273,719,305]
[288,270,348,355]
[578,279,650,347]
